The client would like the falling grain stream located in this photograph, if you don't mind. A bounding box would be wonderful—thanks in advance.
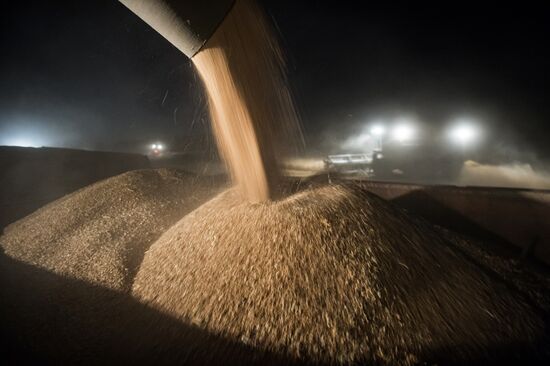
[192,0,302,202]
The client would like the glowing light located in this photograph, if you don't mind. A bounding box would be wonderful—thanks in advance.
[0,119,69,148]
[151,143,165,150]
[392,123,416,143]
[1,132,45,147]
[448,121,481,147]
[370,124,385,137]
[5,138,41,147]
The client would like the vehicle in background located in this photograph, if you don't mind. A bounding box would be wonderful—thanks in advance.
[148,143,165,158]
[324,150,383,176]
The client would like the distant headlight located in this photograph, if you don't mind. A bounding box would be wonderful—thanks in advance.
[447,121,481,147]
[392,124,416,143]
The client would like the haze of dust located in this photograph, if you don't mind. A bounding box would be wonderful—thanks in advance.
[460,160,550,190]
[192,0,303,203]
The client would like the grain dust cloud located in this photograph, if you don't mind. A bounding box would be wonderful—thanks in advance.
[192,0,302,202]
[460,160,550,190]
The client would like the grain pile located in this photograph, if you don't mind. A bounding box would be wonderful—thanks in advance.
[193,0,302,202]
[133,183,548,365]
[436,225,550,313]
[0,168,225,292]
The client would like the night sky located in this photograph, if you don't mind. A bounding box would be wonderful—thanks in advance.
[1,0,549,160]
